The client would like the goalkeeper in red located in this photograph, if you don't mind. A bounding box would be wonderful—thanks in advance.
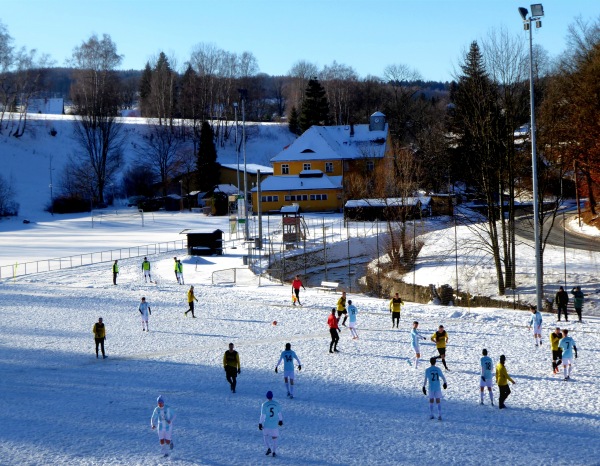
[423,357,448,420]
[275,343,302,398]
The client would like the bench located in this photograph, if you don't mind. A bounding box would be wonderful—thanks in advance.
[317,281,340,293]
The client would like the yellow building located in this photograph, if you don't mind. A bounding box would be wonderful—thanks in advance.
[252,112,390,213]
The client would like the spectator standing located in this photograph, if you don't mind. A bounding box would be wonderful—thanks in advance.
[112,260,119,285]
[570,286,584,322]
[555,286,569,322]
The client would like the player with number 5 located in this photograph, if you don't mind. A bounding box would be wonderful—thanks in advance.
[259,391,283,457]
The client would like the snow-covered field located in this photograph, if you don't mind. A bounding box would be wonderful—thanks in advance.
[1,211,599,465]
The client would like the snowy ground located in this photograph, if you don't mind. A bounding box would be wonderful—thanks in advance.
[1,211,599,465]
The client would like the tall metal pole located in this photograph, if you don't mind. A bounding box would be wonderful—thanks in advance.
[526,12,543,312]
[240,90,250,240]
[234,102,240,195]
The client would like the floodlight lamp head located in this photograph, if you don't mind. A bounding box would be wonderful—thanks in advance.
[518,7,529,21]
[530,3,544,17]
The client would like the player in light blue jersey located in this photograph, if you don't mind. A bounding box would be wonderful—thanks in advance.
[528,305,543,347]
[423,357,448,420]
[479,349,494,406]
[410,321,427,368]
[275,343,302,398]
[150,395,176,457]
[558,329,578,380]
[259,391,283,457]
[138,296,151,332]
[347,300,359,339]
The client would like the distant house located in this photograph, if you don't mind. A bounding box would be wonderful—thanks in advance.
[219,163,273,190]
[253,111,391,213]
[27,98,64,115]
[344,196,432,221]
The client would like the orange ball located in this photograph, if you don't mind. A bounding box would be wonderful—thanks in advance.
[272,320,278,326]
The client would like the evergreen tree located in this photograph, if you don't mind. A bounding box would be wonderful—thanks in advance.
[196,121,220,192]
[298,78,330,133]
[139,62,152,117]
[288,106,300,135]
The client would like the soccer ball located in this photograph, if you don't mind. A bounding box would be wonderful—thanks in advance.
[272,320,277,326]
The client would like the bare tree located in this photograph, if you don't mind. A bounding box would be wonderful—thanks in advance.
[69,33,125,205]
[320,61,358,125]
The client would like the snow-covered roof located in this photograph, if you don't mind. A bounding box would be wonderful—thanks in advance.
[213,184,239,195]
[252,175,342,192]
[270,123,388,163]
[220,163,273,175]
[345,196,431,208]
[280,204,300,213]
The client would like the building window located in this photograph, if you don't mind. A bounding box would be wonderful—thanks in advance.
[366,160,375,172]
[325,162,334,173]
[302,194,308,201]
[309,194,328,201]
[281,164,289,175]
[303,163,311,171]
[261,195,279,202]
[284,195,291,201]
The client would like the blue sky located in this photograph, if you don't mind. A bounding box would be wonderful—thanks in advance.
[2,0,600,82]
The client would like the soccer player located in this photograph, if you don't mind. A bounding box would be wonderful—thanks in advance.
[139,296,151,332]
[347,300,359,339]
[176,260,184,285]
[142,257,152,283]
[185,285,198,317]
[558,329,578,381]
[336,291,348,326]
[390,292,403,328]
[150,395,176,457]
[223,343,241,393]
[291,275,305,306]
[431,325,449,370]
[92,317,106,359]
[328,308,340,353]
[112,260,119,285]
[528,305,543,347]
[275,343,302,398]
[173,257,178,281]
[479,349,494,406]
[422,357,448,420]
[495,355,515,409]
[259,391,283,457]
[410,321,427,368]
[550,327,563,374]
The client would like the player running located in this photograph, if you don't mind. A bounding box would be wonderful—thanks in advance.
[139,296,151,332]
[328,308,340,353]
[550,327,563,374]
[337,291,348,327]
[528,305,543,347]
[259,391,283,457]
[558,329,578,381]
[423,357,448,420]
[431,325,449,370]
[150,395,176,457]
[409,321,427,368]
[275,343,302,398]
[291,275,305,306]
[479,349,494,406]
[347,300,359,339]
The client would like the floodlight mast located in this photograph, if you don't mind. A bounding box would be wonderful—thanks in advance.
[519,4,544,313]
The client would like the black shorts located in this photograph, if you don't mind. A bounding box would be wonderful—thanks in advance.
[552,349,563,361]
[392,311,400,318]
[337,310,347,317]
[437,347,446,357]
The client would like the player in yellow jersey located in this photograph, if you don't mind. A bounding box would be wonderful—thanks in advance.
[431,325,449,370]
[549,327,563,374]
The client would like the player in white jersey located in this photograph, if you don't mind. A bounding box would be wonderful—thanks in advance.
[410,321,427,368]
[479,348,494,406]
[558,329,578,380]
[527,305,543,347]
[259,391,283,457]
[275,343,302,398]
[150,395,176,457]
[347,300,359,339]
[138,296,151,332]
[423,357,448,420]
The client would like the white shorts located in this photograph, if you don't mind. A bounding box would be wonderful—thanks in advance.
[283,370,294,379]
[428,390,443,400]
[412,344,421,354]
[158,429,172,441]
[533,324,542,334]
[480,379,493,388]
[141,316,148,322]
[144,270,151,277]
[562,357,573,367]
[263,427,279,438]
[349,321,357,329]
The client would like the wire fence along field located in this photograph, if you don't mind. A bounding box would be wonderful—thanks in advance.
[0,240,187,280]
